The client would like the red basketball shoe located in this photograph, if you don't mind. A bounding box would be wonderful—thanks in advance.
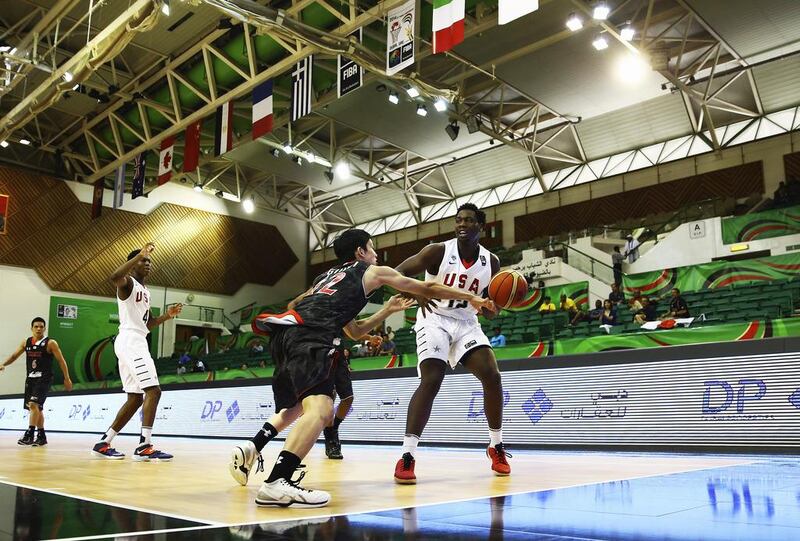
[394,452,416,484]
[487,443,512,476]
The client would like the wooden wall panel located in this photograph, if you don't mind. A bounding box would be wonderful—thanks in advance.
[785,151,800,181]
[515,162,764,243]
[0,166,298,296]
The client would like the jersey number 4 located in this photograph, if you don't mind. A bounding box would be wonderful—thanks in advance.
[314,272,346,296]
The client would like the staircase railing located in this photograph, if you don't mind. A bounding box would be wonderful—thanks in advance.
[552,243,617,285]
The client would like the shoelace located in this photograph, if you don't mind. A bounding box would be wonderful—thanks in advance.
[402,452,414,470]
[286,467,312,492]
[255,453,265,474]
[491,444,512,464]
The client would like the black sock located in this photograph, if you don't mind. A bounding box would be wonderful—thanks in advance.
[266,450,301,483]
[36,428,45,436]
[333,416,344,429]
[27,426,34,433]
[251,422,278,452]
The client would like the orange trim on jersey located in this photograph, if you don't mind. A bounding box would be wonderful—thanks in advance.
[461,258,476,269]
[251,309,305,335]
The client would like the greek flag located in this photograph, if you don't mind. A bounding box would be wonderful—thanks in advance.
[291,56,313,121]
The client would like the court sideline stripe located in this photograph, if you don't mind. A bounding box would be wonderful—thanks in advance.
[0,478,221,526]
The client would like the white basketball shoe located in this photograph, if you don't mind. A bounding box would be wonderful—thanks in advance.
[229,441,263,486]
[255,471,331,508]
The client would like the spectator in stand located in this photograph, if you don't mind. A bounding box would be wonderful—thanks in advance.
[258,360,267,368]
[380,333,396,356]
[179,351,191,365]
[539,296,556,312]
[537,280,546,290]
[367,334,383,356]
[612,246,624,286]
[250,342,264,357]
[608,283,625,306]
[489,327,506,348]
[634,297,659,325]
[600,300,618,326]
[570,300,603,326]
[628,294,643,313]
[177,364,187,375]
[774,181,790,208]
[661,288,690,320]
[385,326,396,342]
[624,234,640,263]
[240,363,248,370]
[194,359,205,373]
[559,294,579,319]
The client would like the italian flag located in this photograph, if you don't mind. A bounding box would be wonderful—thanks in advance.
[432,0,465,54]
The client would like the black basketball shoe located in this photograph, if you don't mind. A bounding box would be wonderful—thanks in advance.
[17,429,34,446]
[323,427,343,460]
[32,432,47,447]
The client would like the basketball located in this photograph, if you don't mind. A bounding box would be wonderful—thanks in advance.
[488,270,528,309]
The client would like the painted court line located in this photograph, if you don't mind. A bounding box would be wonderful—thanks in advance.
[49,524,222,541]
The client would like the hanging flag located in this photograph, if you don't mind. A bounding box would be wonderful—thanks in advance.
[432,0,465,54]
[498,0,538,24]
[113,163,125,209]
[252,81,274,140]
[91,180,104,219]
[214,102,234,156]
[0,194,9,235]
[132,152,146,199]
[387,0,415,75]
[338,29,363,97]
[183,120,202,173]
[291,56,313,121]
[157,136,175,185]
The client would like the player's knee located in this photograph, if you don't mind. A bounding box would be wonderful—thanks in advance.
[28,402,40,412]
[481,368,502,388]
[340,395,354,408]
[144,386,161,400]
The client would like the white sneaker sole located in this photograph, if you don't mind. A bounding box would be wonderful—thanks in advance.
[132,455,172,462]
[254,497,330,508]
[229,446,249,486]
[90,450,125,460]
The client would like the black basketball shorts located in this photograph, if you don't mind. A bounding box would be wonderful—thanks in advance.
[24,378,52,410]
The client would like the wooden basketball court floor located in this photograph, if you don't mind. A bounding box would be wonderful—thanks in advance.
[2,431,781,540]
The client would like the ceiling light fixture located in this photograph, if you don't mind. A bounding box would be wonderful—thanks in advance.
[445,121,460,141]
[193,183,202,192]
[19,138,30,145]
[388,91,399,104]
[161,0,171,16]
[283,143,292,154]
[242,198,255,213]
[63,71,73,83]
[620,24,635,41]
[466,115,481,134]
[592,2,610,20]
[592,35,609,50]
[566,12,583,31]
[334,161,351,180]
[270,148,280,158]
[434,98,448,112]
[0,141,7,148]
[416,104,428,117]
[406,86,420,98]
[292,155,303,165]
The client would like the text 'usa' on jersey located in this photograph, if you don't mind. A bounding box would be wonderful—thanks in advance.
[426,238,493,321]
[117,277,151,336]
[295,260,372,332]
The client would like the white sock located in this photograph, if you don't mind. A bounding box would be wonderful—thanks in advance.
[489,428,503,448]
[402,434,420,457]
[140,426,152,446]
[101,428,117,444]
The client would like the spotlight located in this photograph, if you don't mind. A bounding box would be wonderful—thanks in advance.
[0,42,10,53]
[242,197,255,213]
[292,155,303,165]
[466,115,481,134]
[0,141,7,148]
[592,35,609,50]
[193,183,202,192]
[434,98,448,112]
[283,143,292,154]
[615,52,649,83]
[324,169,334,183]
[63,71,73,83]
[215,190,224,198]
[334,161,351,180]
[406,86,420,98]
[566,12,583,31]
[270,148,280,158]
[445,121,460,141]
[161,0,171,16]
[72,83,80,91]
[388,91,399,104]
[620,24,635,41]
[592,2,610,20]
[19,138,30,145]
[416,104,428,117]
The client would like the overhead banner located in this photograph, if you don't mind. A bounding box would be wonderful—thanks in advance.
[387,0,415,75]
[338,28,363,97]
[0,193,8,235]
[3,351,800,450]
[721,204,800,244]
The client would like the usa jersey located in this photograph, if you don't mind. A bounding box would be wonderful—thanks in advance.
[25,337,54,379]
[426,238,492,321]
[118,276,150,336]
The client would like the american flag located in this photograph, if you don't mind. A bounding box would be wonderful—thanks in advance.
[291,56,313,121]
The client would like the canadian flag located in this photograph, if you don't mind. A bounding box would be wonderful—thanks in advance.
[158,136,175,185]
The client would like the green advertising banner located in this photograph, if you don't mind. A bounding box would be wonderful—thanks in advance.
[49,296,159,384]
[722,204,800,244]
[622,253,800,297]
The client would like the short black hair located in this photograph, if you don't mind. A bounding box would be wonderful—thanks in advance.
[31,317,45,327]
[333,229,371,263]
[127,249,141,261]
[457,202,486,224]
[613,246,620,252]
[543,296,551,302]
[673,288,681,294]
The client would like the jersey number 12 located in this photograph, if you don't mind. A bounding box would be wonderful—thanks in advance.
[314,272,346,296]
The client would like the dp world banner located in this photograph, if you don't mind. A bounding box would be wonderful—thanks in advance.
[1,351,800,449]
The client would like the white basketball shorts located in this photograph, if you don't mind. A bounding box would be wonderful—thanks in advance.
[413,311,491,374]
[115,332,159,394]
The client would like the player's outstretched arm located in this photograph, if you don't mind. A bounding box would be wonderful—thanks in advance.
[146,303,183,331]
[343,295,414,340]
[365,266,495,313]
[395,244,445,316]
[48,339,73,391]
[0,340,25,372]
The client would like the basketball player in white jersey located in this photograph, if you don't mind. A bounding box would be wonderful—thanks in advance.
[393,203,510,483]
[91,243,182,460]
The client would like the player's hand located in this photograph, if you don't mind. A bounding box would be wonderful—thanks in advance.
[64,378,73,392]
[167,303,183,318]
[481,302,499,318]
[0,365,5,372]
[469,296,496,313]
[385,294,415,313]
[140,242,155,257]
[401,292,438,317]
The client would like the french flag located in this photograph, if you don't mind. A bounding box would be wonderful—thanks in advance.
[252,80,273,140]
